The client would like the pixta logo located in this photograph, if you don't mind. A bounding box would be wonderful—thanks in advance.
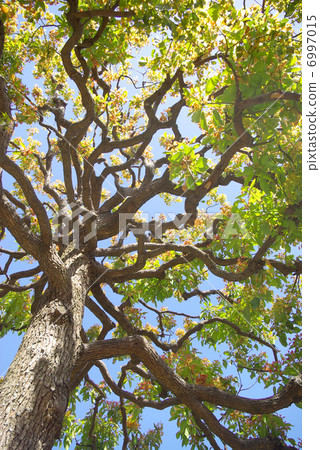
[52,203,97,248]
[204,213,249,239]
[117,212,249,242]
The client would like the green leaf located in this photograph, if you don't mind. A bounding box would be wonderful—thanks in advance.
[263,316,271,325]
[242,305,251,323]
[222,359,228,369]
[209,4,220,21]
[200,112,208,131]
[163,17,177,32]
[251,297,261,309]
[212,109,222,127]
[201,134,213,145]
[260,221,271,236]
[108,55,118,65]
[243,165,255,184]
[205,78,215,95]
[259,178,270,195]
[191,109,202,123]
[169,152,184,163]
[216,84,236,104]
[182,143,194,156]
[186,176,195,190]
[258,421,267,438]
[279,333,288,347]
[253,60,267,74]
[196,157,209,173]
[183,427,189,439]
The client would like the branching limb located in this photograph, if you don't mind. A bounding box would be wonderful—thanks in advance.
[94,360,179,410]
[92,237,277,284]
[192,414,222,450]
[88,391,104,450]
[77,336,300,449]
[0,191,42,261]
[182,289,236,305]
[74,9,134,19]
[85,296,115,340]
[0,157,52,245]
[174,316,278,361]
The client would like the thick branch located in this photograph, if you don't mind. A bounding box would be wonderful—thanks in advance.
[95,360,178,410]
[76,336,300,449]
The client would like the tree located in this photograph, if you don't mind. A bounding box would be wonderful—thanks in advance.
[0,0,302,449]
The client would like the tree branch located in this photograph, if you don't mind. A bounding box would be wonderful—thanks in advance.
[74,9,134,19]
[77,336,300,449]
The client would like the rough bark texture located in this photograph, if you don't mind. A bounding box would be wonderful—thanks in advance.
[0,256,89,449]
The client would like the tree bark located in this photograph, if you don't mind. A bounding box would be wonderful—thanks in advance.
[0,57,91,449]
[0,255,90,449]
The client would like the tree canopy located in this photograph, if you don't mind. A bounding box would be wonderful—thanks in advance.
[0,0,301,449]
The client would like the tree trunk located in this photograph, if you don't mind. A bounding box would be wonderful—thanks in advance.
[0,255,90,449]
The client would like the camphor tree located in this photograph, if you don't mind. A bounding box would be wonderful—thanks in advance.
[0,0,302,448]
